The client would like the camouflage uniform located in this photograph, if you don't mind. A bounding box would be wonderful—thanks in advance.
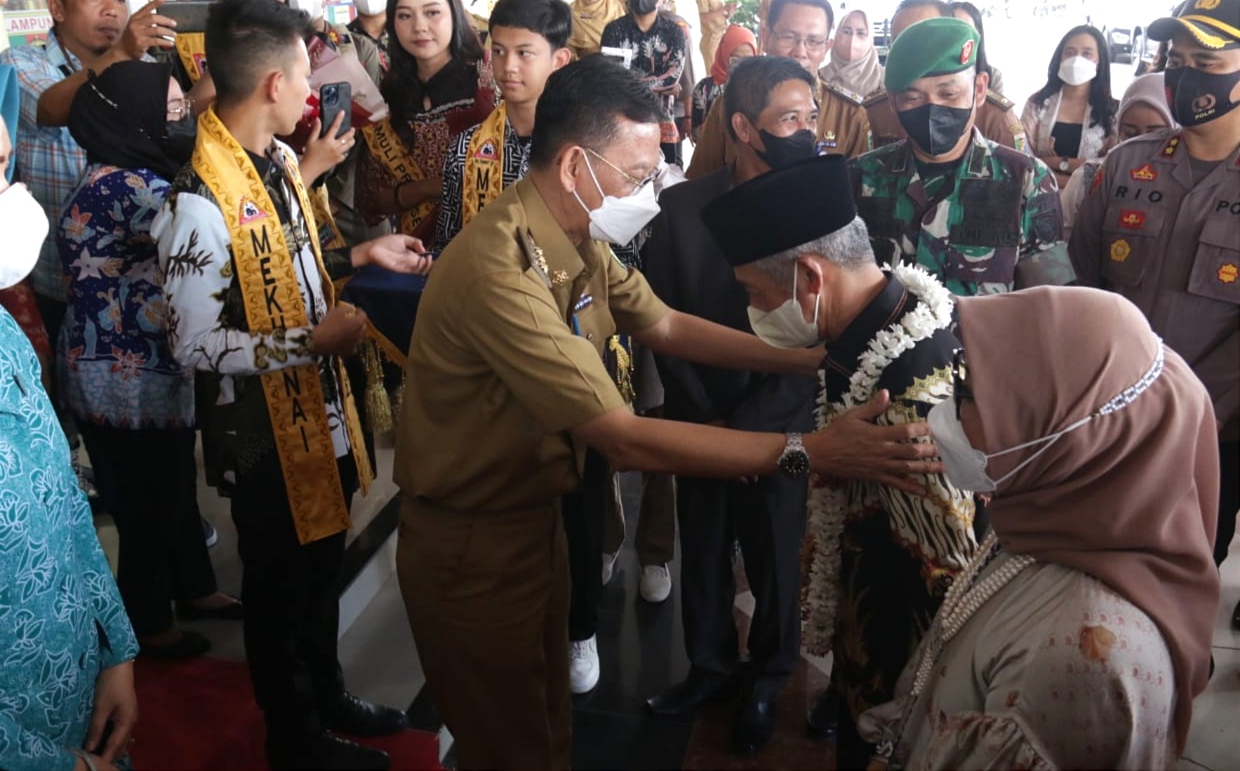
[849,128,1076,296]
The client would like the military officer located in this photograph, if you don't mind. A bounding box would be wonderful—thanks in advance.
[849,17,1075,297]
[686,0,871,179]
[1070,0,1240,630]
[863,0,1027,152]
[394,56,943,770]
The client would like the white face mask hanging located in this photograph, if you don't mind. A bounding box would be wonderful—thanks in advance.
[928,341,1166,493]
[746,268,821,349]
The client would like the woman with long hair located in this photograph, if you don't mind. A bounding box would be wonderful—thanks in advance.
[355,0,496,245]
[818,9,884,97]
[1020,25,1118,187]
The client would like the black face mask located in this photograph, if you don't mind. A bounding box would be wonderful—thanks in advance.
[162,116,198,167]
[897,102,974,157]
[755,128,818,169]
[1164,66,1240,127]
[628,0,659,13]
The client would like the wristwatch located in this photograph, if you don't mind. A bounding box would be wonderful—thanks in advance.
[1058,158,1071,173]
[777,433,811,478]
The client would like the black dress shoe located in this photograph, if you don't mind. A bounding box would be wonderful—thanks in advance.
[734,694,777,755]
[267,731,391,770]
[805,688,839,741]
[321,692,410,737]
[645,670,734,717]
[176,597,244,621]
[139,630,211,660]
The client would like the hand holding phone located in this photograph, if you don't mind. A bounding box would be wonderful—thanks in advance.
[319,82,353,139]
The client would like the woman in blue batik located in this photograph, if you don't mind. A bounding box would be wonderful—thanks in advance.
[0,93,140,771]
[58,61,239,659]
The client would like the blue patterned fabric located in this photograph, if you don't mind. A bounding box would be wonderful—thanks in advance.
[0,306,139,771]
[57,165,194,429]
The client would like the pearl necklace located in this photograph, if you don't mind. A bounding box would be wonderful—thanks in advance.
[908,531,1036,699]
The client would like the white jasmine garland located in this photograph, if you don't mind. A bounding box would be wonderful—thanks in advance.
[802,262,955,657]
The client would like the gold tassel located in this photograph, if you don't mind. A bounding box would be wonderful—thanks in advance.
[361,340,394,434]
[390,370,407,428]
[608,335,635,404]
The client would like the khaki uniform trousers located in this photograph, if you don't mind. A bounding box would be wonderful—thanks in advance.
[398,496,572,770]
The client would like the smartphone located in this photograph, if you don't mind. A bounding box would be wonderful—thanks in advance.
[156,1,213,34]
[319,82,353,139]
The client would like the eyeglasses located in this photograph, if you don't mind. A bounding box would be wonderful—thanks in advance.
[770,31,829,52]
[952,347,973,415]
[167,97,193,121]
[584,147,660,196]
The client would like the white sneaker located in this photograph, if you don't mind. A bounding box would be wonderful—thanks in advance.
[640,564,672,603]
[601,551,620,586]
[569,635,599,694]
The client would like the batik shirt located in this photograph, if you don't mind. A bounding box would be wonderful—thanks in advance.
[57,165,195,430]
[0,306,139,771]
[849,128,1076,296]
[690,76,724,138]
[152,143,355,478]
[805,274,977,728]
[434,117,532,250]
[599,14,686,121]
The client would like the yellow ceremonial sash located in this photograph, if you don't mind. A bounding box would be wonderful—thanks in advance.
[175,33,208,85]
[360,117,436,236]
[192,107,373,544]
[461,103,508,229]
[308,184,347,251]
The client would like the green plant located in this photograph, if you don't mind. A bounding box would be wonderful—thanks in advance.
[731,0,762,34]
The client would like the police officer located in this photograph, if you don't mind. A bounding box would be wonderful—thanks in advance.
[686,0,871,179]
[849,17,1075,297]
[393,56,943,769]
[1070,0,1240,630]
[862,0,1028,152]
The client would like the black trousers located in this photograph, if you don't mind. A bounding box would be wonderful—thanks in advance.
[1214,440,1239,566]
[231,452,356,739]
[676,473,807,692]
[78,424,216,636]
[562,450,611,642]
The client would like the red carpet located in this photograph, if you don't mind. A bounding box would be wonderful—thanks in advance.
[131,656,442,770]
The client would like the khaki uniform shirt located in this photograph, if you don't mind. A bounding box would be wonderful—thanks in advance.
[685,80,871,180]
[394,177,670,511]
[865,89,1028,154]
[569,0,628,59]
[1069,130,1240,439]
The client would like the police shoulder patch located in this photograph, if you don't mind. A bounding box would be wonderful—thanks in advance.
[986,90,1015,111]
[824,82,866,107]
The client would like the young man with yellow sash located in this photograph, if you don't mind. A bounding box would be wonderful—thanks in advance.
[433,0,572,250]
[152,1,431,768]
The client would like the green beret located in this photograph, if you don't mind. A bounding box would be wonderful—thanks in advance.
[884,18,981,92]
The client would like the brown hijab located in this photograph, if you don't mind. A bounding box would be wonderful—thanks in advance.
[956,286,1219,753]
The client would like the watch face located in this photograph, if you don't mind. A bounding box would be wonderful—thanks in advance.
[779,449,811,478]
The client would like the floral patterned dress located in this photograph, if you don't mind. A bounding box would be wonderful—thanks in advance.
[0,306,139,771]
[56,165,194,430]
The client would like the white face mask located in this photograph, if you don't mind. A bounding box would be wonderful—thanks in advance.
[290,0,325,20]
[1058,55,1097,87]
[0,184,50,291]
[927,397,1093,493]
[572,150,662,245]
[746,268,820,349]
[354,0,387,15]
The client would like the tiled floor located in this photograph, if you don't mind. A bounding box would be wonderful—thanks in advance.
[98,458,1240,769]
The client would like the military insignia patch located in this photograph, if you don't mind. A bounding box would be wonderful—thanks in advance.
[1118,210,1146,229]
[552,270,570,286]
[521,232,552,288]
[1110,239,1132,262]
[1219,263,1239,284]
[239,197,268,224]
[1162,137,1180,157]
[574,293,594,312]
[1130,164,1157,181]
[961,39,975,64]
[1196,0,1220,9]
[822,131,838,148]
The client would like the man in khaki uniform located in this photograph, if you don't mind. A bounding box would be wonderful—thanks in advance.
[568,0,627,58]
[687,0,870,179]
[394,57,941,769]
[697,0,735,65]
[1070,0,1240,630]
[862,0,1026,152]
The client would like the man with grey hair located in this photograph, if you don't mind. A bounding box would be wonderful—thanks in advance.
[703,154,980,768]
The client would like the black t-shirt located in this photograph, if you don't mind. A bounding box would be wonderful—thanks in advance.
[1051,120,1084,158]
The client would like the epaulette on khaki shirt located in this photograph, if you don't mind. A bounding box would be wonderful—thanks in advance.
[393,177,670,512]
[817,80,871,157]
[865,89,1028,153]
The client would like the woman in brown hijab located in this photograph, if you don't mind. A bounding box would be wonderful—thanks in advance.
[861,286,1219,769]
